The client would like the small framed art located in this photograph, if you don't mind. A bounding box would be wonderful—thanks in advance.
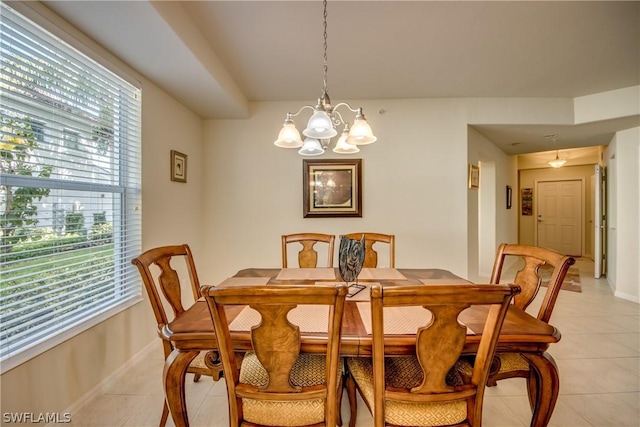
[468,164,479,189]
[303,159,362,218]
[170,150,187,183]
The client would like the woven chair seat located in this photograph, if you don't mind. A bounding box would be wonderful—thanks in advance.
[494,352,530,374]
[240,352,343,427]
[190,351,208,369]
[347,356,472,426]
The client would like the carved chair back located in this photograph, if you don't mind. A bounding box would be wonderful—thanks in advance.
[490,243,576,323]
[282,233,336,268]
[204,284,348,427]
[366,283,518,426]
[132,244,221,426]
[344,232,395,268]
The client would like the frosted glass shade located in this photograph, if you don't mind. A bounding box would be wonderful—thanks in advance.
[298,138,325,156]
[303,110,338,139]
[274,122,303,148]
[333,129,360,154]
[548,158,567,168]
[349,117,377,145]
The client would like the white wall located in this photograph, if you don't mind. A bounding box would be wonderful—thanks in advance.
[467,127,518,281]
[605,128,640,302]
[200,99,538,287]
[201,99,472,283]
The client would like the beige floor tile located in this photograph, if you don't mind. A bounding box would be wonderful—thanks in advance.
[617,392,640,410]
[561,393,640,426]
[563,358,640,393]
[64,395,144,426]
[484,377,529,397]
[610,357,640,376]
[498,395,593,427]
[482,396,527,426]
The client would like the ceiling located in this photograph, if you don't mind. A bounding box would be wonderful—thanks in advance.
[40,0,640,155]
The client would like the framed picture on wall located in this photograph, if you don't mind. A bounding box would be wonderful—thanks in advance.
[506,185,512,209]
[468,164,479,189]
[170,150,187,183]
[303,159,362,218]
[521,188,533,215]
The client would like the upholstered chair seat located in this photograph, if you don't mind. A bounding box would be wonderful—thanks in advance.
[204,283,348,427]
[345,283,519,427]
[347,356,472,426]
[240,352,344,426]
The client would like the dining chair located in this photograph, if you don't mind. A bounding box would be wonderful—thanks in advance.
[131,244,223,427]
[282,232,336,268]
[203,283,348,427]
[346,283,519,427]
[344,232,395,268]
[486,243,575,387]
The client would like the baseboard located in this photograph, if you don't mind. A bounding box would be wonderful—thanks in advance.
[614,290,640,304]
[46,340,160,427]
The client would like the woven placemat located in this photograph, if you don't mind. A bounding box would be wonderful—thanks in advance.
[276,268,336,281]
[229,305,330,333]
[216,277,271,287]
[356,303,472,335]
[419,278,470,285]
[358,268,407,281]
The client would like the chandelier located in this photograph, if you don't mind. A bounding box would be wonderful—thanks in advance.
[273,0,376,156]
[546,134,567,168]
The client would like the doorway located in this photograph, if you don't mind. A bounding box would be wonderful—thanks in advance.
[536,179,583,256]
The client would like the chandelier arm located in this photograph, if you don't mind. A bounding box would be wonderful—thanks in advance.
[331,109,347,127]
[288,105,316,118]
[331,102,359,114]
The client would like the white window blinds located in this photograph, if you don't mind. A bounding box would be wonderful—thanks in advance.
[0,3,142,372]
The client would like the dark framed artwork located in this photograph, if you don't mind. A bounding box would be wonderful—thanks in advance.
[468,164,479,189]
[521,188,533,215]
[303,159,362,218]
[506,185,512,209]
[170,150,187,183]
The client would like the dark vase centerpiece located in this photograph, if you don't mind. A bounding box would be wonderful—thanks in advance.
[338,235,366,296]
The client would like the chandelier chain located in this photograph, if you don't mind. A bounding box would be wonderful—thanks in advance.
[322,0,328,97]
[273,0,376,155]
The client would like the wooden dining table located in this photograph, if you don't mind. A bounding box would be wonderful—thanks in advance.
[161,267,561,427]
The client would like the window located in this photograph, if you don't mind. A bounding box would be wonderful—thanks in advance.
[0,4,142,372]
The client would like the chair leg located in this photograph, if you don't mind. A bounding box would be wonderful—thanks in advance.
[192,373,201,382]
[159,400,169,427]
[346,373,358,427]
[337,375,344,426]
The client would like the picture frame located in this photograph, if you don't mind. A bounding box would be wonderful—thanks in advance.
[506,185,512,209]
[521,188,533,216]
[468,164,480,189]
[170,150,187,183]
[303,159,362,218]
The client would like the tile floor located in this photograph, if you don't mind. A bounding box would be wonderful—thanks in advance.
[60,258,639,426]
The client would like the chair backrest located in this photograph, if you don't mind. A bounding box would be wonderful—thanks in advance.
[204,283,348,427]
[490,243,576,323]
[131,244,201,358]
[282,233,335,268]
[344,232,395,268]
[369,283,519,426]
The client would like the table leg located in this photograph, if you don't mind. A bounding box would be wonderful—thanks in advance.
[522,352,560,427]
[163,349,198,427]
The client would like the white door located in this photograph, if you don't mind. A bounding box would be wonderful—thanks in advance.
[537,180,582,256]
[594,165,606,278]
